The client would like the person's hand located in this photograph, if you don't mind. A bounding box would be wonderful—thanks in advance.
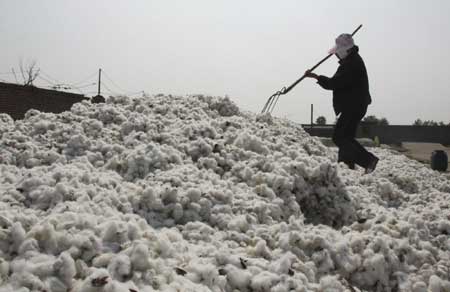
[304,70,318,79]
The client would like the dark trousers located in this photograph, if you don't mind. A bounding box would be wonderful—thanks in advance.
[333,105,376,168]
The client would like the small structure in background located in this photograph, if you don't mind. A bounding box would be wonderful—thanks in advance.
[431,150,448,172]
[91,94,105,104]
[0,82,87,120]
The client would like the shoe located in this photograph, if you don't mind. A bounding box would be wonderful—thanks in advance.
[365,157,379,174]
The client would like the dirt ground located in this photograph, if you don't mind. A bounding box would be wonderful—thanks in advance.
[394,142,450,172]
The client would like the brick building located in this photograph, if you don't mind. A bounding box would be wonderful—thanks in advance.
[0,82,88,120]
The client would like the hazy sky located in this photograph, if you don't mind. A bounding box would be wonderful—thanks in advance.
[1,1,450,124]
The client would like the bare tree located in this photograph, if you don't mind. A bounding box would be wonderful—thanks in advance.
[19,59,40,86]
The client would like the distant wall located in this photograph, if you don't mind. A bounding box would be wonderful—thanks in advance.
[303,124,450,145]
[0,82,87,120]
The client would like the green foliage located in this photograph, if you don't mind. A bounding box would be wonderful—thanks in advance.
[315,116,327,125]
[413,119,449,126]
[363,115,389,125]
[413,119,423,126]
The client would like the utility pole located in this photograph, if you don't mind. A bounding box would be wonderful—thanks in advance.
[310,104,314,130]
[97,68,102,96]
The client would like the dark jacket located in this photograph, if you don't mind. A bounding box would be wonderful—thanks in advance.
[317,46,371,115]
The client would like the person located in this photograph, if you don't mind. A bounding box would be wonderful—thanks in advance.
[304,33,379,173]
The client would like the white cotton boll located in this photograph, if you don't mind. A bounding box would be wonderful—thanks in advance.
[27,222,58,253]
[10,271,46,292]
[70,233,102,262]
[437,220,450,235]
[361,253,388,287]
[198,197,212,218]
[197,157,218,170]
[412,281,428,292]
[74,268,110,292]
[32,120,53,134]
[93,253,115,268]
[253,240,272,259]
[271,283,289,292]
[127,222,142,241]
[428,275,443,292]
[0,215,13,229]
[318,275,345,292]
[233,132,269,155]
[140,187,157,209]
[75,259,90,279]
[250,271,280,291]
[0,230,10,254]
[254,184,276,200]
[130,243,150,271]
[269,252,296,275]
[134,286,155,292]
[18,238,39,255]
[211,189,233,204]
[210,96,239,116]
[161,188,178,205]
[45,277,67,292]
[333,241,360,274]
[102,221,128,245]
[103,280,139,292]
[0,285,21,292]
[54,252,76,287]
[172,203,184,222]
[311,249,334,274]
[239,166,254,182]
[108,254,131,281]
[227,215,249,233]
[156,234,174,258]
[0,258,9,281]
[441,280,450,291]
[9,259,27,275]
[10,222,26,252]
[186,188,202,202]
[186,263,218,288]
[162,228,183,242]
[226,266,252,290]
[30,257,57,279]
[187,139,213,161]
[65,134,90,156]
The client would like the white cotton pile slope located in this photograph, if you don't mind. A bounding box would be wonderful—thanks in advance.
[0,94,449,292]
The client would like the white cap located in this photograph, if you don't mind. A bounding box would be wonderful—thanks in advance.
[328,33,355,58]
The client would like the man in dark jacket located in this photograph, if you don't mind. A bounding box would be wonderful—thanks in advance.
[305,33,379,173]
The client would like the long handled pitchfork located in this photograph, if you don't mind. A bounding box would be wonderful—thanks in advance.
[261,24,363,114]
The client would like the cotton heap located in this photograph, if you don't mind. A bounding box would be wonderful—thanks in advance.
[0,94,449,292]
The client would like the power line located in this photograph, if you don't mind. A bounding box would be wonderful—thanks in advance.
[101,70,145,97]
[40,69,63,84]
[6,67,146,97]
[37,75,58,86]
[72,82,97,89]
[71,71,98,86]
[40,69,100,96]
[102,82,119,95]
[102,70,130,93]
[36,76,84,94]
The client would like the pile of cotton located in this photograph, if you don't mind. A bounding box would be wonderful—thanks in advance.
[0,94,449,292]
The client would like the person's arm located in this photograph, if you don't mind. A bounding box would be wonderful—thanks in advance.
[316,64,355,91]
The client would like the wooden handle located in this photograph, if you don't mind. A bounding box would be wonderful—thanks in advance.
[283,24,363,94]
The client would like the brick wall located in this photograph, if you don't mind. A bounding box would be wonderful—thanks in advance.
[0,82,88,120]
[302,124,450,145]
